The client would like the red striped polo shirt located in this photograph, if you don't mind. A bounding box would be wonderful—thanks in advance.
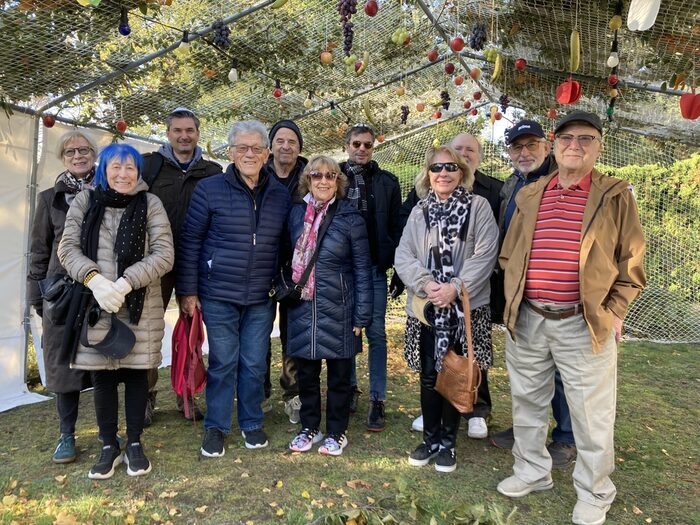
[524,173,591,305]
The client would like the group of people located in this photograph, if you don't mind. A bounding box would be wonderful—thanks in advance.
[28,106,645,525]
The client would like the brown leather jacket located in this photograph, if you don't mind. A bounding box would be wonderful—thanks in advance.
[499,168,646,352]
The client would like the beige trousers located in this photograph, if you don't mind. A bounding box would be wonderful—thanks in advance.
[505,302,617,508]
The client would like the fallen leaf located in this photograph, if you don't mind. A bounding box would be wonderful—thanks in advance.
[136,500,145,508]
[346,479,371,489]
[52,511,80,525]
[269,502,278,508]
[9,480,18,489]
[275,480,283,488]
[319,481,328,489]
[54,475,67,484]
[367,496,375,504]
[110,510,123,517]
[430,517,438,525]
[245,521,254,525]
[2,495,17,505]
[336,488,347,496]
[262,488,271,493]
[126,514,136,524]
[633,506,643,515]
[168,507,179,516]
[18,489,27,497]
[233,458,242,463]
[151,513,162,522]
[383,482,391,488]
[645,519,652,523]
[661,449,669,456]
[241,472,250,478]
[301,490,310,499]
[195,506,208,513]
[158,491,177,499]
[276,508,284,516]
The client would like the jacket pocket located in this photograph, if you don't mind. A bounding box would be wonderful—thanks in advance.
[339,273,347,304]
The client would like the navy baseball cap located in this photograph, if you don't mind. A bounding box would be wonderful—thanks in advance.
[505,120,545,144]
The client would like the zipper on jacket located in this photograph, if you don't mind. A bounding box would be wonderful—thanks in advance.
[310,294,317,360]
[253,233,256,246]
[339,274,346,304]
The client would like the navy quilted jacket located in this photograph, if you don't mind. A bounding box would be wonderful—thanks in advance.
[176,164,291,304]
[286,199,373,361]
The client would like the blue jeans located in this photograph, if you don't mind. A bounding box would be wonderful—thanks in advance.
[552,369,576,445]
[351,267,388,401]
[200,297,275,433]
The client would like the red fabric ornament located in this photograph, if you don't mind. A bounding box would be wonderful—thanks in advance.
[679,93,700,120]
[556,78,582,104]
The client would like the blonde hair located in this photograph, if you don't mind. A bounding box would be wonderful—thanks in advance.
[57,130,98,160]
[414,145,474,198]
[297,155,349,199]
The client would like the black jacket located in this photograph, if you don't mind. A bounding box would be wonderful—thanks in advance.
[142,151,222,250]
[340,161,402,272]
[262,155,308,198]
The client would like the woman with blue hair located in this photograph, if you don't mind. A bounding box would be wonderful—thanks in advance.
[58,143,174,479]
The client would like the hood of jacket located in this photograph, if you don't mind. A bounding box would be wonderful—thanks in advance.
[158,143,204,168]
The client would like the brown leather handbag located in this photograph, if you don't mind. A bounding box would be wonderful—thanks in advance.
[435,285,482,414]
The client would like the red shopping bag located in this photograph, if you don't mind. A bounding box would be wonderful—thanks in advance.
[170,307,206,420]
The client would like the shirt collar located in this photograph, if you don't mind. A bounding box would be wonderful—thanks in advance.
[547,171,592,191]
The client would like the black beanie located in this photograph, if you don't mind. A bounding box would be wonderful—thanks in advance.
[269,120,303,151]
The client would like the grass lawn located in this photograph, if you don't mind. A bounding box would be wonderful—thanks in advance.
[1,326,698,524]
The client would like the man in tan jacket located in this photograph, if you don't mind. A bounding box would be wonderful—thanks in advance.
[497,111,646,525]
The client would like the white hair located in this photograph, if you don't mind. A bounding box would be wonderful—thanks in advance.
[227,120,269,148]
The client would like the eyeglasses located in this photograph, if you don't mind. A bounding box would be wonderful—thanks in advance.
[63,147,93,157]
[350,140,374,149]
[555,134,601,147]
[230,144,267,155]
[428,162,460,173]
[507,141,543,154]
[309,171,338,181]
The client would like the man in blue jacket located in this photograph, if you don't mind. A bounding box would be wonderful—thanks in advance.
[177,121,291,457]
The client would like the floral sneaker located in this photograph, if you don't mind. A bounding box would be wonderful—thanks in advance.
[318,433,348,456]
[289,428,323,452]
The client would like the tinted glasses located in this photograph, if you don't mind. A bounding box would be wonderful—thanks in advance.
[555,134,601,147]
[310,171,338,181]
[428,162,460,173]
[507,141,543,154]
[350,140,374,149]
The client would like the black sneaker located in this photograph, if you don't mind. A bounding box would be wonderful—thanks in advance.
[88,444,122,480]
[201,428,225,457]
[408,442,439,467]
[435,447,457,473]
[242,429,269,449]
[490,427,515,449]
[349,387,361,414]
[547,441,577,469]
[367,400,385,432]
[124,442,152,477]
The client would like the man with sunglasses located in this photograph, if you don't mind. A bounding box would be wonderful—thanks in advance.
[498,111,645,525]
[491,120,578,470]
[261,120,308,423]
[340,124,403,432]
[141,107,222,425]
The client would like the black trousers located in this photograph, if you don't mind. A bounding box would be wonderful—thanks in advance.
[419,325,461,450]
[264,303,298,401]
[92,368,148,446]
[56,391,81,434]
[295,357,352,435]
[465,370,491,419]
[147,269,177,392]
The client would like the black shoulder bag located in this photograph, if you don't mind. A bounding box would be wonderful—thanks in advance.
[270,201,338,305]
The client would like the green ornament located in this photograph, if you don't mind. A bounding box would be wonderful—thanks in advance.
[606,106,614,117]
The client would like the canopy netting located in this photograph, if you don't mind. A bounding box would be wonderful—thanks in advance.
[1,0,698,343]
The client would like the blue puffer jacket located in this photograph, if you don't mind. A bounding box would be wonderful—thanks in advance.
[177,164,290,305]
[286,199,373,360]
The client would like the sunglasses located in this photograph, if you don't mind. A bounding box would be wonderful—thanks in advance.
[63,147,94,157]
[310,171,338,181]
[428,162,460,173]
[351,140,374,149]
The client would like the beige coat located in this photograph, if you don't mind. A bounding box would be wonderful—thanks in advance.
[499,168,646,352]
[58,180,174,370]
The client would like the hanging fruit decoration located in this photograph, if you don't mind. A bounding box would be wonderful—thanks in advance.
[463,100,471,109]
[211,20,231,48]
[679,92,700,120]
[427,48,439,62]
[391,27,411,46]
[273,79,282,98]
[491,52,503,81]
[454,74,464,86]
[499,93,510,111]
[547,108,558,119]
[489,105,498,123]
[450,36,465,52]
[514,58,527,71]
[115,119,128,133]
[606,0,623,120]
[400,105,409,124]
[469,67,481,80]
[304,91,313,108]
[320,50,333,65]
[355,51,369,76]
[556,78,581,104]
[330,101,337,116]
[376,132,386,142]
[42,115,56,128]
[434,110,442,119]
[444,62,455,74]
[364,0,378,17]
[338,0,358,56]
[396,83,406,96]
[469,108,478,116]
[469,22,487,51]
[569,30,580,72]
[473,91,482,100]
[440,90,450,110]
[416,101,425,112]
[118,6,131,36]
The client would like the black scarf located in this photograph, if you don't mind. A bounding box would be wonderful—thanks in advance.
[80,186,149,324]
[346,160,378,219]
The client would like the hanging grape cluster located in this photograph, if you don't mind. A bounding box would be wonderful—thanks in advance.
[337,0,358,55]
[440,90,450,110]
[499,93,510,112]
[212,20,231,48]
[469,23,487,51]
[400,105,409,124]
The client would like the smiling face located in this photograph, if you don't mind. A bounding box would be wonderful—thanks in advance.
[554,123,602,176]
[507,134,551,175]
[428,151,462,200]
[106,155,139,194]
[271,127,300,166]
[166,116,200,160]
[228,131,269,180]
[345,131,375,165]
[450,133,481,173]
[61,137,96,179]
[309,163,339,204]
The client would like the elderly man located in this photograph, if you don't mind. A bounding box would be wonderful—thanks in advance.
[177,121,290,456]
[340,124,403,432]
[401,132,503,439]
[491,120,577,470]
[261,120,308,423]
[497,111,646,525]
[142,107,222,424]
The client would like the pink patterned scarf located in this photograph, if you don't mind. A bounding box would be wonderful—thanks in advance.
[291,194,333,300]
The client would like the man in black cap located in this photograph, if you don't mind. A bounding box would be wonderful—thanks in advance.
[497,110,645,525]
[261,119,308,424]
[491,119,578,470]
[142,107,223,424]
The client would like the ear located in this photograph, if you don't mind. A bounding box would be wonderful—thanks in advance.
[227,147,235,162]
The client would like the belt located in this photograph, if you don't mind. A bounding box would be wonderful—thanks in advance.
[525,300,583,320]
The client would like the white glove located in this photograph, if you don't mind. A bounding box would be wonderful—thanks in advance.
[114,277,133,296]
[86,273,125,313]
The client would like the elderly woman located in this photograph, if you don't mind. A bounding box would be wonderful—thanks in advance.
[27,131,98,464]
[177,121,290,457]
[286,156,372,456]
[395,145,499,473]
[58,143,174,479]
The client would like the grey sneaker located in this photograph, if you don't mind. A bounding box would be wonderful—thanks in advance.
[497,474,553,498]
[284,395,302,424]
[548,441,577,469]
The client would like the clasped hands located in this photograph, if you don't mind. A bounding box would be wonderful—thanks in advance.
[86,274,132,313]
[424,280,458,309]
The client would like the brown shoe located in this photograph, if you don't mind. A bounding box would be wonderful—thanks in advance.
[176,395,205,421]
[489,427,514,449]
[548,441,577,469]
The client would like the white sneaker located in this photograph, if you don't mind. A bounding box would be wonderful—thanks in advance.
[411,415,424,432]
[284,395,302,424]
[467,417,488,439]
